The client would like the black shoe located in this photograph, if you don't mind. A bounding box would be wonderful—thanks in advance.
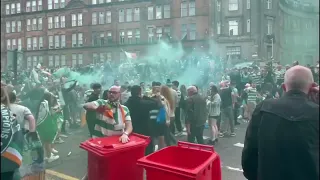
[235,122,241,125]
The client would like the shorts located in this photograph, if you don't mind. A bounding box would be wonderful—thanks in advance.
[151,122,165,137]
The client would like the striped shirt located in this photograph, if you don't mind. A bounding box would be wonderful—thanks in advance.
[246,87,257,103]
[91,99,131,137]
[149,95,170,124]
[250,73,262,86]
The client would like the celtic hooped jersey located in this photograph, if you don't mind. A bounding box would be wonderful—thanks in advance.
[1,104,23,172]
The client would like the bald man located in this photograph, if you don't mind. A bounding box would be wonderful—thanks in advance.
[242,65,319,180]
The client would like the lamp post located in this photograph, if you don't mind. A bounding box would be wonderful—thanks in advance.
[271,37,274,60]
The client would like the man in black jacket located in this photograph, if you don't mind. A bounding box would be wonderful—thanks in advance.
[125,85,162,155]
[242,65,319,180]
[85,83,101,137]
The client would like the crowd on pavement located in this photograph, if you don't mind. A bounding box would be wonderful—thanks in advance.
[1,58,319,180]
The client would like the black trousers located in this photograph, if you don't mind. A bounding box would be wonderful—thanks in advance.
[233,105,239,124]
[187,125,204,144]
[170,108,182,133]
[1,171,14,180]
[145,138,154,155]
[164,123,177,146]
[61,105,72,132]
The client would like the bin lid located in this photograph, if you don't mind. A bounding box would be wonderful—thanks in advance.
[80,133,150,154]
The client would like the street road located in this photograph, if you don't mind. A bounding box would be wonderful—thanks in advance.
[46,122,249,180]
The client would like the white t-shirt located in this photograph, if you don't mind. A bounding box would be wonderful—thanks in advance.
[10,104,33,130]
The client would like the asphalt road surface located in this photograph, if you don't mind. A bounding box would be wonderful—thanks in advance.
[45,122,248,180]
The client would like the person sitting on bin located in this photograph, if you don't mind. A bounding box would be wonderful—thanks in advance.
[83,85,132,143]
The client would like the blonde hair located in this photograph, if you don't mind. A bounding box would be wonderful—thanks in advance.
[160,85,175,112]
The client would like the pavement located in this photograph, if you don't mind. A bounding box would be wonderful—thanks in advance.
[45,121,249,180]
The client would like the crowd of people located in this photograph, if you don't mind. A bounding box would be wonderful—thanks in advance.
[1,58,319,180]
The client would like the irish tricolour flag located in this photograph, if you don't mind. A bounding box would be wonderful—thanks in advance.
[124,51,137,59]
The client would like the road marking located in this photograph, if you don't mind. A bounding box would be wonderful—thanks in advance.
[46,170,79,180]
[225,166,244,172]
[233,142,244,148]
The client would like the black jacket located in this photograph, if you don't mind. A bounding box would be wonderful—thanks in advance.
[125,96,162,136]
[242,90,319,180]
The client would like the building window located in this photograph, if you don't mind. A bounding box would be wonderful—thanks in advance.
[55,55,60,67]
[72,14,77,26]
[92,12,97,25]
[120,52,125,61]
[17,3,21,13]
[229,0,238,11]
[92,0,96,5]
[6,22,10,33]
[107,31,112,43]
[27,57,32,68]
[33,37,37,50]
[266,0,272,10]
[148,6,154,20]
[32,0,36,12]
[189,23,196,40]
[27,37,32,50]
[148,28,154,43]
[32,56,37,67]
[72,54,79,66]
[164,26,171,37]
[156,27,162,41]
[60,16,65,28]
[27,19,31,31]
[38,18,42,30]
[55,35,60,48]
[49,56,53,67]
[7,39,11,50]
[78,33,83,46]
[61,35,66,48]
[17,21,21,32]
[48,0,52,9]
[217,1,221,11]
[127,30,133,44]
[78,13,83,26]
[61,0,65,8]
[181,24,187,40]
[229,20,238,36]
[156,6,162,19]
[106,52,111,61]
[227,46,241,60]
[72,34,77,47]
[135,29,140,43]
[54,16,60,28]
[93,53,98,63]
[99,12,105,24]
[11,4,16,14]
[99,53,105,62]
[78,54,83,65]
[217,22,221,34]
[247,0,250,9]
[106,11,111,23]
[54,0,59,9]
[164,5,170,18]
[38,0,42,11]
[119,30,125,44]
[267,18,273,35]
[134,8,140,21]
[126,8,132,22]
[61,55,66,66]
[39,37,43,49]
[48,17,53,29]
[119,9,124,22]
[100,33,105,45]
[247,19,250,32]
[181,2,187,17]
[6,4,10,15]
[48,36,54,49]
[98,0,104,4]
[189,2,195,16]
[12,39,16,49]
[26,1,31,12]
[32,18,37,30]
[18,38,22,50]
[11,21,16,33]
